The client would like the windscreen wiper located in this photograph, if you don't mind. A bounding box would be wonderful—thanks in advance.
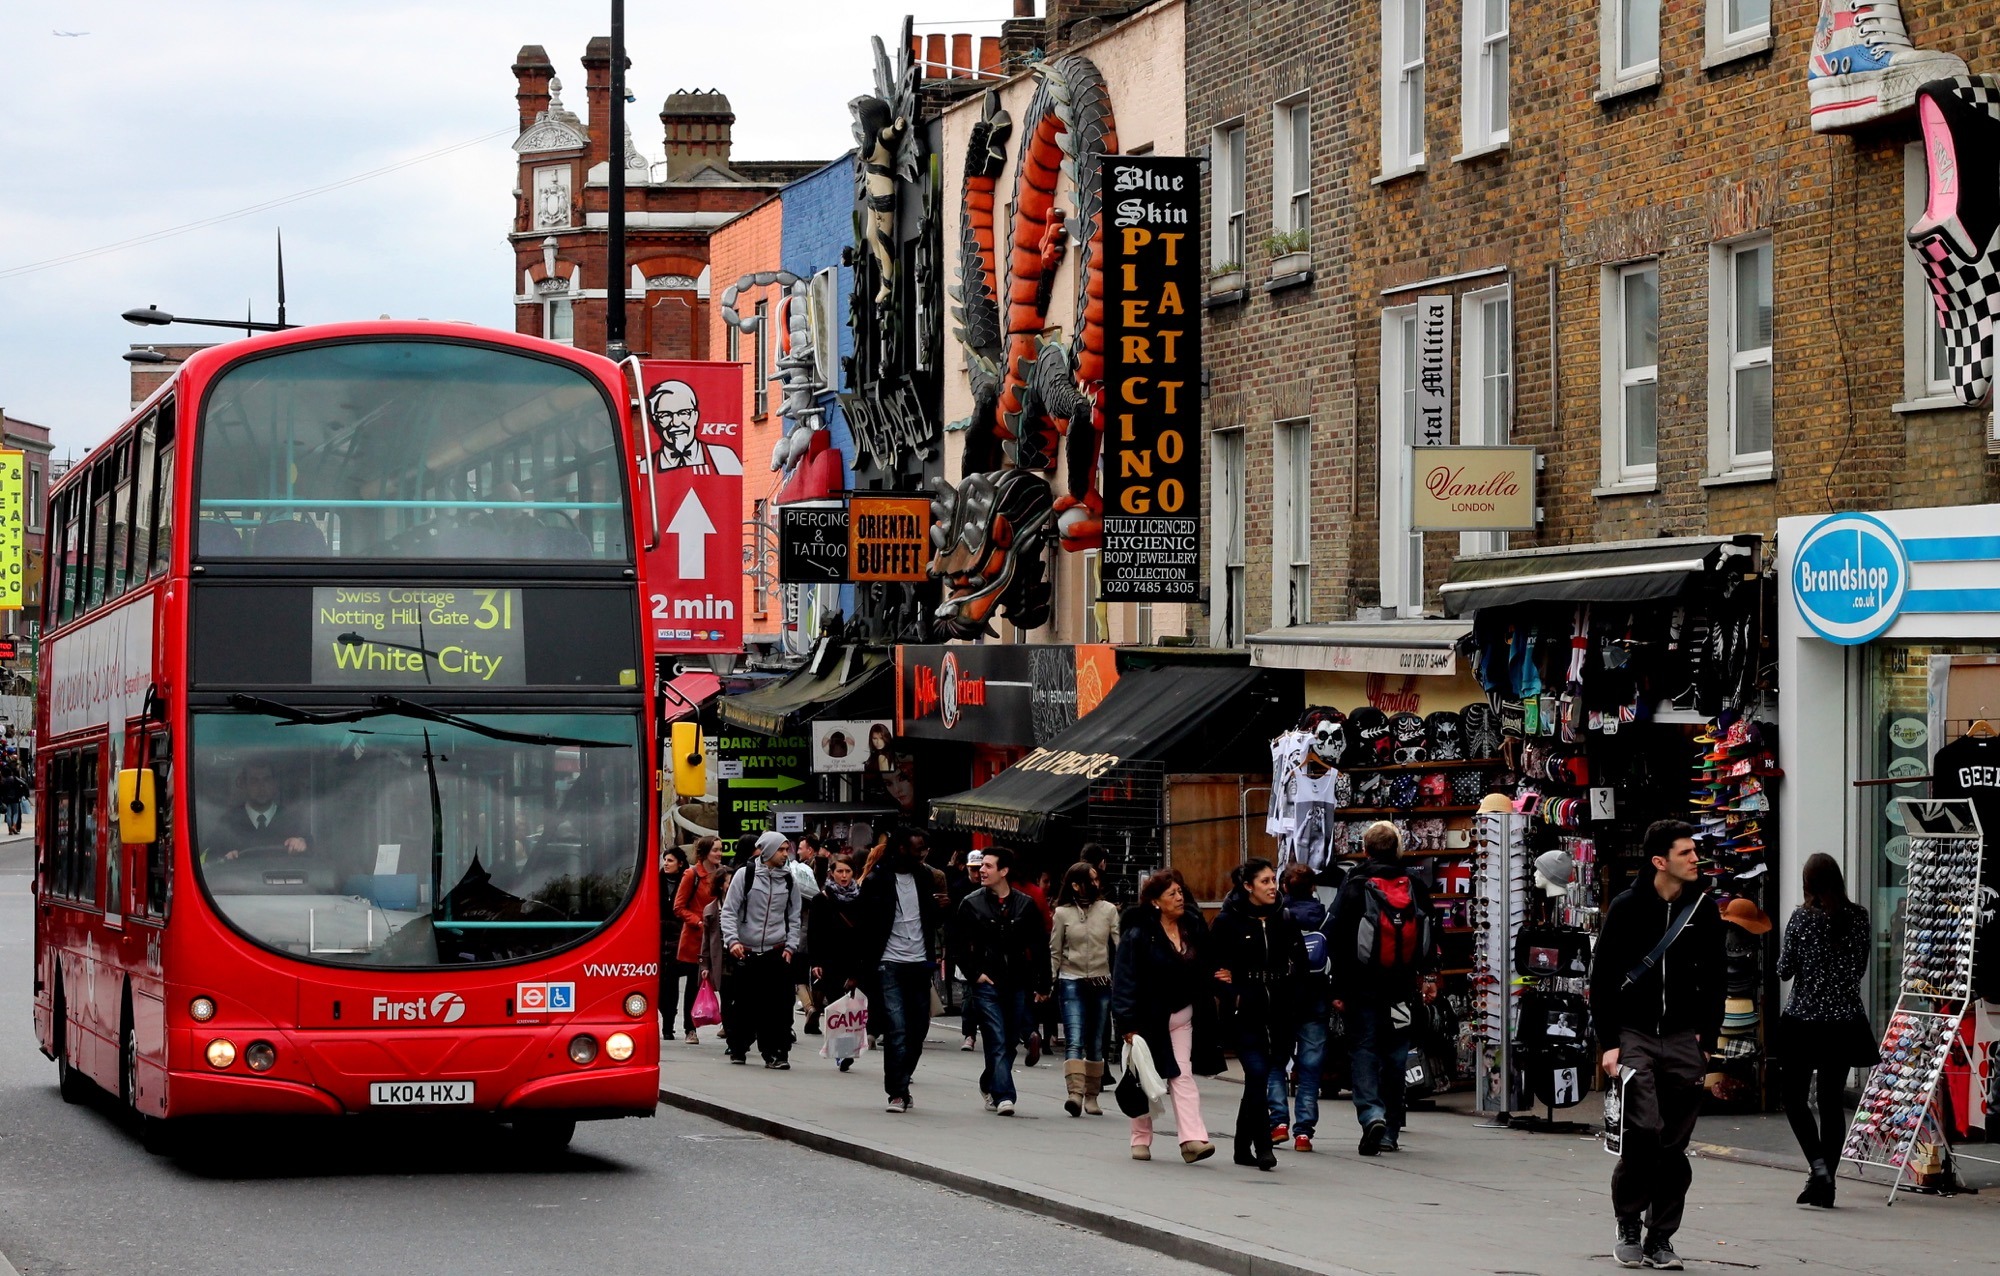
[368,695,630,749]
[228,693,381,725]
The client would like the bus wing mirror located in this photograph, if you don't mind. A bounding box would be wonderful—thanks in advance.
[670,720,707,798]
[117,769,158,845]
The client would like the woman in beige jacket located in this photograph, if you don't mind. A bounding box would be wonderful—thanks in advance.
[1050,861,1120,1116]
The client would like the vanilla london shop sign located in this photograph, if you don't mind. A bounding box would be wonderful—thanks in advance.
[1408,446,1537,532]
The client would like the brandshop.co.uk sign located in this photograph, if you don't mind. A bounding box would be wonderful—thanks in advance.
[1791,512,1911,645]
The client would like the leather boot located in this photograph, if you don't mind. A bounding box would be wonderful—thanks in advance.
[1064,1060,1086,1117]
[1081,1060,1104,1115]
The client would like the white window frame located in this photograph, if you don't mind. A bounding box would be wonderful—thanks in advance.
[1381,0,1427,177]
[1599,261,1660,488]
[1211,122,1247,270]
[1459,286,1512,555]
[1210,427,1247,647]
[1272,418,1312,627]
[753,299,771,419]
[543,294,575,345]
[1271,95,1311,235]
[1600,0,1661,93]
[1460,0,1509,155]
[1380,306,1423,616]
[1703,0,1771,67]
[1708,236,1774,477]
[1902,142,1957,409]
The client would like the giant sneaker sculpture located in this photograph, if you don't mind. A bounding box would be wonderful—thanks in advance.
[1809,0,1965,132]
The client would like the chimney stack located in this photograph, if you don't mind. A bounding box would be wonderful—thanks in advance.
[512,45,554,132]
[660,90,735,181]
[580,36,614,170]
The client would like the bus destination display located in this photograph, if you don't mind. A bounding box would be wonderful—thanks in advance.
[311,586,526,685]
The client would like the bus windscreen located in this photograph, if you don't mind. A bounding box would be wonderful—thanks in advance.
[190,710,642,968]
[195,340,629,561]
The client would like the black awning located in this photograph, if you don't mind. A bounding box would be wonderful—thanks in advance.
[719,645,893,736]
[1439,536,1761,617]
[928,665,1270,841]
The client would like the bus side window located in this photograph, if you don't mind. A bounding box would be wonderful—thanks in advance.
[55,493,78,626]
[110,439,136,599]
[132,415,158,583]
[77,749,99,907]
[48,752,73,899]
[151,403,176,580]
[146,732,172,918]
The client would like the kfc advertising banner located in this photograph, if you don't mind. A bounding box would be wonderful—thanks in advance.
[633,360,744,657]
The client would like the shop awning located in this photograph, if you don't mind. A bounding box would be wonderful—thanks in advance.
[1247,619,1470,676]
[719,645,893,736]
[928,665,1266,840]
[1439,535,1762,617]
[659,670,721,720]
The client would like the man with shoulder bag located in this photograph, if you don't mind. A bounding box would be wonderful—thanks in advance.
[1588,819,1726,1271]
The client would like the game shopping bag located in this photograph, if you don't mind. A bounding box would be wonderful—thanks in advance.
[818,988,870,1064]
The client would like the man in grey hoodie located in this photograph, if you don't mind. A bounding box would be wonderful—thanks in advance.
[720,831,806,1067]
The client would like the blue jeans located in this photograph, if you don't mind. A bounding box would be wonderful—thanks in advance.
[1058,978,1109,1062]
[876,961,933,1100]
[971,982,1026,1103]
[1347,1001,1412,1133]
[1267,1008,1328,1135]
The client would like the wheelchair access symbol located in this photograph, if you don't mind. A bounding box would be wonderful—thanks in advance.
[516,981,577,1014]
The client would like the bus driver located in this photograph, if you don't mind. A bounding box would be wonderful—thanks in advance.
[215,763,312,861]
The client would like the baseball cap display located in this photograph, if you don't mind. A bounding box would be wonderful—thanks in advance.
[1346,707,1392,767]
[1425,710,1465,760]
[1461,702,1501,759]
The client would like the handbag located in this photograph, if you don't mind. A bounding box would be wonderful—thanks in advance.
[1114,1054,1151,1118]
[690,973,722,1028]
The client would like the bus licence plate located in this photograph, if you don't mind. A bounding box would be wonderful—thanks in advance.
[370,1080,474,1106]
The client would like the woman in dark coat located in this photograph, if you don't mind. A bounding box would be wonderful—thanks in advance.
[657,846,688,1040]
[1777,853,1875,1207]
[1111,869,1222,1164]
[807,855,871,1070]
[1210,858,1307,1170]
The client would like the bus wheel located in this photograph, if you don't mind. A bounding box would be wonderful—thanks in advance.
[140,1114,184,1158]
[54,983,89,1106]
[511,1115,576,1155]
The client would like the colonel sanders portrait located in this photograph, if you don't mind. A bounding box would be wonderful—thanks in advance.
[648,379,742,475]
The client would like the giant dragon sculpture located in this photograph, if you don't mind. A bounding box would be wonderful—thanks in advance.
[927,59,1118,639]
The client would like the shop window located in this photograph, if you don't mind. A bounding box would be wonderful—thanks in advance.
[1460,285,1512,554]
[1273,419,1312,627]
[753,300,770,420]
[1379,306,1423,614]
[1211,121,1246,271]
[1210,428,1246,647]
[1708,237,1772,477]
[1272,95,1311,236]
[1461,0,1509,153]
[1600,262,1658,489]
[1382,0,1427,176]
[1902,143,1956,408]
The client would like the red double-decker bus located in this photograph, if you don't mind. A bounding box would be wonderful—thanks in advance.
[32,322,661,1151]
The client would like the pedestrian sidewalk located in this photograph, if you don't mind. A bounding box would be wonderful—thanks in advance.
[660,1018,1993,1276]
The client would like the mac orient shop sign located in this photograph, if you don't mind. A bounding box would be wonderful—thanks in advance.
[1408,446,1538,532]
[1099,154,1201,601]
[896,644,1035,744]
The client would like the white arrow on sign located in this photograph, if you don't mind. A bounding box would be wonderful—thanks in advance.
[666,490,716,579]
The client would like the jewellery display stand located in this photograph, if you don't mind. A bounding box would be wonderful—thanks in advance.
[1841,798,1983,1204]
[1473,809,1525,1123]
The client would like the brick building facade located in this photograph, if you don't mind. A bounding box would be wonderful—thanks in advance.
[1187,0,2000,637]
[506,40,824,358]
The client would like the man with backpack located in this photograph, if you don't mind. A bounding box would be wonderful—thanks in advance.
[1588,819,1725,1271]
[953,845,1049,1115]
[1268,863,1333,1151]
[1327,821,1440,1156]
[719,830,806,1068]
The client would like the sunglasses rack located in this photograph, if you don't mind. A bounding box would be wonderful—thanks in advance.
[1472,808,1527,1118]
[1841,796,1984,1204]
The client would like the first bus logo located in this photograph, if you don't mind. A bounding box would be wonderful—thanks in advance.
[372,992,465,1023]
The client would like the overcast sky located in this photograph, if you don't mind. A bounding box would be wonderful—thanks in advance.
[0,0,1009,459]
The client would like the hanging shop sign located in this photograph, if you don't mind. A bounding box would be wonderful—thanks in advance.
[895,643,1117,745]
[779,501,851,584]
[718,731,810,839]
[633,360,744,656]
[0,450,23,611]
[1414,296,1452,448]
[847,495,931,582]
[1409,445,1537,532]
[1100,154,1201,602]
[811,718,891,773]
[1790,512,1912,645]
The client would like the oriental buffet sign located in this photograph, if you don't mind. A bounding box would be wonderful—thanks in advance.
[311,586,525,686]
[1408,446,1537,533]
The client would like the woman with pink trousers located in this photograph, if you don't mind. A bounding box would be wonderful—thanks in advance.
[1111,869,1222,1162]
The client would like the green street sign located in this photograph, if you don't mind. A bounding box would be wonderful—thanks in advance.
[718,732,809,840]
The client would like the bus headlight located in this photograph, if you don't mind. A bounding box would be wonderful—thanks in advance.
[567,1035,599,1066]
[605,1032,635,1062]
[205,1039,237,1069]
[190,997,217,1022]
[244,1041,277,1073]
[622,993,647,1018]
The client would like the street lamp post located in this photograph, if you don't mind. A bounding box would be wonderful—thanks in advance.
[121,305,291,335]
[605,0,630,361]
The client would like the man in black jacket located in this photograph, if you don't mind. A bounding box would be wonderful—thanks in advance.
[1326,822,1440,1157]
[1588,819,1726,1271]
[860,831,943,1113]
[953,845,1049,1115]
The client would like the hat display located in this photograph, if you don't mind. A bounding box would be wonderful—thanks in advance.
[1720,897,1773,934]
[1534,849,1576,889]
[1346,707,1392,767]
[1425,710,1466,760]
[1461,702,1502,759]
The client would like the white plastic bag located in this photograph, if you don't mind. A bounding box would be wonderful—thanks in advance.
[818,988,870,1064]
[1122,1038,1168,1116]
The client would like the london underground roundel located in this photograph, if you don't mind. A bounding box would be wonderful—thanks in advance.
[1792,513,1910,645]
